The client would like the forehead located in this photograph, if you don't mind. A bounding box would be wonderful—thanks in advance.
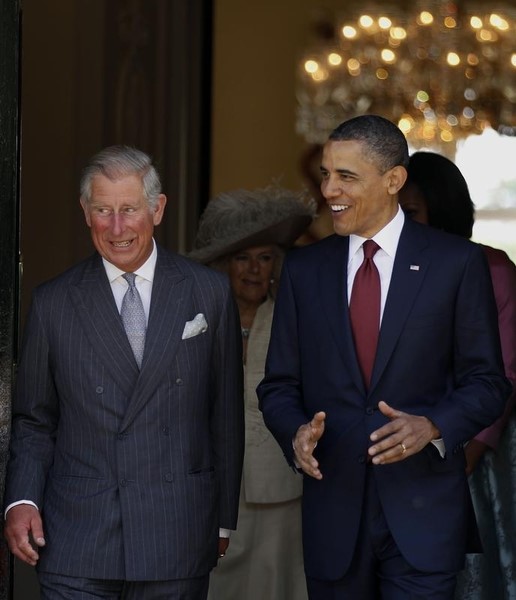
[90,173,144,199]
[322,140,376,171]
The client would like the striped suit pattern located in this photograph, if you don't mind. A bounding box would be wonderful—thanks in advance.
[5,245,244,581]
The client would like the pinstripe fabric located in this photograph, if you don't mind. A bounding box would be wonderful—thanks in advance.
[5,246,244,581]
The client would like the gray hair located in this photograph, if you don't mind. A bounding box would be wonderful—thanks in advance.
[329,115,409,173]
[80,145,162,208]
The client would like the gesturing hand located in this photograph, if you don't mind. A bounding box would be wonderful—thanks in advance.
[293,411,326,479]
[368,401,440,465]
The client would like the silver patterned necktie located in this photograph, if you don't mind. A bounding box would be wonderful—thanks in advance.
[121,272,146,368]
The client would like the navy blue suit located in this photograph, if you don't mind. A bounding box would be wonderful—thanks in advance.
[5,246,244,582]
[258,218,510,584]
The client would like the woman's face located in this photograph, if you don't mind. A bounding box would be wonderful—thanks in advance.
[228,245,277,307]
[398,181,429,225]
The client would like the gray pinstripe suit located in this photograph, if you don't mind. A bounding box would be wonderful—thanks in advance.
[5,246,244,582]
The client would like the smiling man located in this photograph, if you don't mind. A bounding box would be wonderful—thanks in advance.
[258,115,510,599]
[4,145,244,600]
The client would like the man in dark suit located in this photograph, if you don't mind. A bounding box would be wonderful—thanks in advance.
[257,115,510,599]
[4,145,244,599]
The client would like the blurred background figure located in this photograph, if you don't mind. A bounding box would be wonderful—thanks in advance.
[399,151,516,600]
[189,185,316,600]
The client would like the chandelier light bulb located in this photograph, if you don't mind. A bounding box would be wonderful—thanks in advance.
[447,52,461,66]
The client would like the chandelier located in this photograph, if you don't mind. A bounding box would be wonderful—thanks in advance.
[296,1,516,152]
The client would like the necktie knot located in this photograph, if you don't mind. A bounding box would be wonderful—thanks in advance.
[123,272,137,288]
[362,239,380,260]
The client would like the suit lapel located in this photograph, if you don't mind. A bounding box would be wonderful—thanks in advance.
[69,254,140,397]
[370,220,430,390]
[121,249,192,430]
[318,235,365,392]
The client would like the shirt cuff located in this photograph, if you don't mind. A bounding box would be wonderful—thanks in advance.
[4,500,39,520]
[219,528,231,538]
[431,438,446,458]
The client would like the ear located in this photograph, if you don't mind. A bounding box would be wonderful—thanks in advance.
[80,197,92,227]
[152,194,167,226]
[386,166,408,195]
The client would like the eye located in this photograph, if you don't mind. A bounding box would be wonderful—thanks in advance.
[339,173,354,182]
[258,254,274,264]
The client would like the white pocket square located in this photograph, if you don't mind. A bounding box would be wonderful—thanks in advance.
[182,313,208,340]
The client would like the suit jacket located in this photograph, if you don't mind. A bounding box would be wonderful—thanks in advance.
[258,218,510,580]
[5,246,244,581]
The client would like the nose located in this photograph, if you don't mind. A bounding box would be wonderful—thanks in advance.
[321,175,342,200]
[248,259,260,274]
[110,213,125,236]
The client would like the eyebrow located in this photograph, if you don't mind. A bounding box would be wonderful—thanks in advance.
[320,166,358,177]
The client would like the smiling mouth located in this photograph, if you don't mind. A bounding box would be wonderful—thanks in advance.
[112,240,133,247]
[329,204,350,213]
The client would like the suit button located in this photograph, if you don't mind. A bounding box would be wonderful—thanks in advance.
[117,433,125,441]
[120,479,127,487]
[366,406,374,415]
[162,426,170,436]
[164,473,174,483]
[358,455,366,464]
[175,378,183,386]
[96,386,104,394]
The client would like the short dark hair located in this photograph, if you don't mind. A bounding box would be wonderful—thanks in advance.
[406,151,475,238]
[329,114,409,172]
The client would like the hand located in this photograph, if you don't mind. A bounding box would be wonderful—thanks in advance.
[368,401,440,465]
[465,439,488,476]
[4,504,45,566]
[293,411,326,479]
[218,537,229,559]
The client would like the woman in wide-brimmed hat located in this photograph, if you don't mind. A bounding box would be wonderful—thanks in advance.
[190,184,315,600]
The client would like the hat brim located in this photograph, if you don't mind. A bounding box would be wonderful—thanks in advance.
[189,214,313,264]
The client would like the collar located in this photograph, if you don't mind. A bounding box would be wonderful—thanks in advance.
[103,238,158,284]
[348,205,405,259]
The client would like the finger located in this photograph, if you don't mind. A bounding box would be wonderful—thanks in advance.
[30,516,46,547]
[311,411,326,426]
[8,537,40,566]
[310,412,326,441]
[370,418,405,443]
[371,440,410,465]
[377,401,403,420]
[295,448,322,479]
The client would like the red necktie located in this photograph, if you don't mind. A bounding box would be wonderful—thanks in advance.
[349,240,381,389]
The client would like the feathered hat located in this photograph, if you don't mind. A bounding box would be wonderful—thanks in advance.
[189,184,317,264]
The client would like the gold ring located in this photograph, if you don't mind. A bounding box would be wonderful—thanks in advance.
[400,442,407,454]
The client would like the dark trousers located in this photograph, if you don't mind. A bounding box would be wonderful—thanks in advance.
[38,572,209,600]
[306,469,458,600]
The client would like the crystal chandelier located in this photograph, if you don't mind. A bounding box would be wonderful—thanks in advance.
[296,1,516,153]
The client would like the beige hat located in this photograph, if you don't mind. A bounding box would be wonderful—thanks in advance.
[189,184,317,264]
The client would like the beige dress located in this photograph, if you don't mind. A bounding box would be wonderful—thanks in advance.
[208,298,307,600]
